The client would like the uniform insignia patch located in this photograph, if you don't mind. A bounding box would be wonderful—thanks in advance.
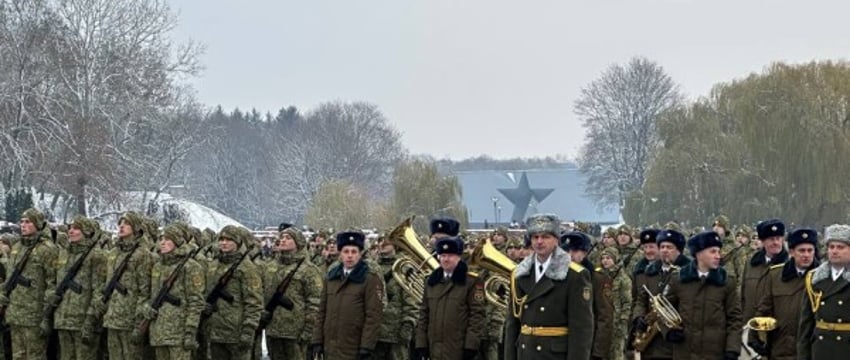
[248,275,261,290]
[474,288,485,302]
[582,286,591,301]
[192,273,203,289]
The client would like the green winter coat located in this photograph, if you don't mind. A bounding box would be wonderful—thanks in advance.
[53,238,107,330]
[261,251,322,342]
[148,247,205,347]
[5,230,59,326]
[204,250,263,344]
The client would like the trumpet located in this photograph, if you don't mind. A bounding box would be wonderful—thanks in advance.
[388,218,439,301]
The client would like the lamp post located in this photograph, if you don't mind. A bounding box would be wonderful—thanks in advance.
[491,197,499,228]
[497,206,502,225]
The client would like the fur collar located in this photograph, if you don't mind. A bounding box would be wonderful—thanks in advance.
[327,259,369,283]
[645,254,691,276]
[750,248,789,267]
[810,261,850,285]
[679,261,727,286]
[515,247,570,281]
[427,260,469,286]
[633,257,651,276]
[781,259,820,282]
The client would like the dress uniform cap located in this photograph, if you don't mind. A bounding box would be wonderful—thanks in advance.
[336,230,366,251]
[825,224,850,246]
[560,231,592,252]
[657,229,686,252]
[756,219,785,239]
[525,213,560,237]
[430,217,460,237]
[687,231,723,255]
[435,236,463,255]
[787,228,818,249]
[639,229,660,245]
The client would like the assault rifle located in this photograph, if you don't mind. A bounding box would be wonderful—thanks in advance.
[202,251,249,319]
[257,258,303,333]
[0,244,37,321]
[44,239,100,320]
[137,247,201,334]
[101,241,141,303]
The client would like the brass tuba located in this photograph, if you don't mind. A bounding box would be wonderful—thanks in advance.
[388,218,439,301]
[469,238,516,312]
[633,284,683,352]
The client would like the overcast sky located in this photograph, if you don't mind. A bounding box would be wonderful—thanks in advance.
[169,0,850,160]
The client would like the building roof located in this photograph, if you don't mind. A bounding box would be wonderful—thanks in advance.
[454,168,620,226]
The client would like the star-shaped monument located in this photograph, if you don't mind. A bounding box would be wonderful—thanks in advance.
[498,172,555,222]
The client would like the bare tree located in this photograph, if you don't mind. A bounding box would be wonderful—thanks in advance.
[574,56,682,210]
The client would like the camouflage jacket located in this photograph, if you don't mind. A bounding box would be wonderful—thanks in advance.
[148,248,205,346]
[592,266,632,360]
[375,256,418,344]
[261,251,323,341]
[5,230,59,326]
[53,238,107,330]
[100,236,157,330]
[204,250,263,344]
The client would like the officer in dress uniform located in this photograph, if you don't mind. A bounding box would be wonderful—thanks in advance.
[799,224,850,360]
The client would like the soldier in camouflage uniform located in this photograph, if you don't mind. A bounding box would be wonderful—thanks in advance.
[491,227,508,253]
[320,238,339,273]
[0,208,59,359]
[96,212,156,360]
[49,216,107,360]
[142,225,205,360]
[590,227,617,265]
[616,225,641,275]
[261,227,322,360]
[374,240,418,360]
[592,247,632,360]
[204,226,263,360]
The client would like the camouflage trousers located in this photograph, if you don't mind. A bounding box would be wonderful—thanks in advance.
[154,346,193,360]
[11,325,45,360]
[373,341,408,360]
[209,342,251,360]
[267,338,305,360]
[107,329,144,360]
[58,329,97,360]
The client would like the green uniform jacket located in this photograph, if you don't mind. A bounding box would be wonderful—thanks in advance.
[415,261,486,360]
[631,255,690,359]
[665,263,742,360]
[504,247,594,360]
[53,239,107,330]
[376,256,418,344]
[261,251,322,342]
[755,260,817,360]
[204,250,263,344]
[741,248,788,322]
[798,262,850,360]
[592,266,631,360]
[5,230,59,326]
[148,249,205,347]
[313,259,385,359]
[100,236,157,330]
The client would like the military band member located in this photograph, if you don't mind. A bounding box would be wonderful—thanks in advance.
[262,227,323,360]
[798,224,850,360]
[415,236,485,360]
[631,229,690,360]
[429,218,461,250]
[504,214,593,360]
[749,228,818,360]
[591,247,632,360]
[663,231,742,360]
[561,231,594,271]
[374,240,418,360]
[633,229,660,300]
[741,219,788,322]
[311,231,385,360]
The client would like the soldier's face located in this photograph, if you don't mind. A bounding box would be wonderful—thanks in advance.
[641,243,658,260]
[340,245,362,269]
[438,253,461,273]
[696,247,721,269]
[616,234,630,246]
[736,234,749,245]
[569,249,586,263]
[659,243,680,263]
[219,237,238,253]
[159,238,176,254]
[792,244,815,269]
[20,219,36,236]
[379,244,395,258]
[762,235,784,257]
[828,241,850,267]
[118,220,133,238]
[601,255,615,269]
[712,226,726,237]
[278,233,297,252]
[602,234,616,247]
[531,233,558,259]
[492,234,506,245]
[68,226,83,243]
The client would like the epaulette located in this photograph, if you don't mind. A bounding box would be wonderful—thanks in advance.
[769,263,784,270]
[577,264,592,273]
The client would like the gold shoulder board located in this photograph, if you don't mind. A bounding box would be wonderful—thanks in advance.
[571,262,587,273]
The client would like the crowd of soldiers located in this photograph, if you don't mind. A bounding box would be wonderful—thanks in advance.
[0,207,848,360]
